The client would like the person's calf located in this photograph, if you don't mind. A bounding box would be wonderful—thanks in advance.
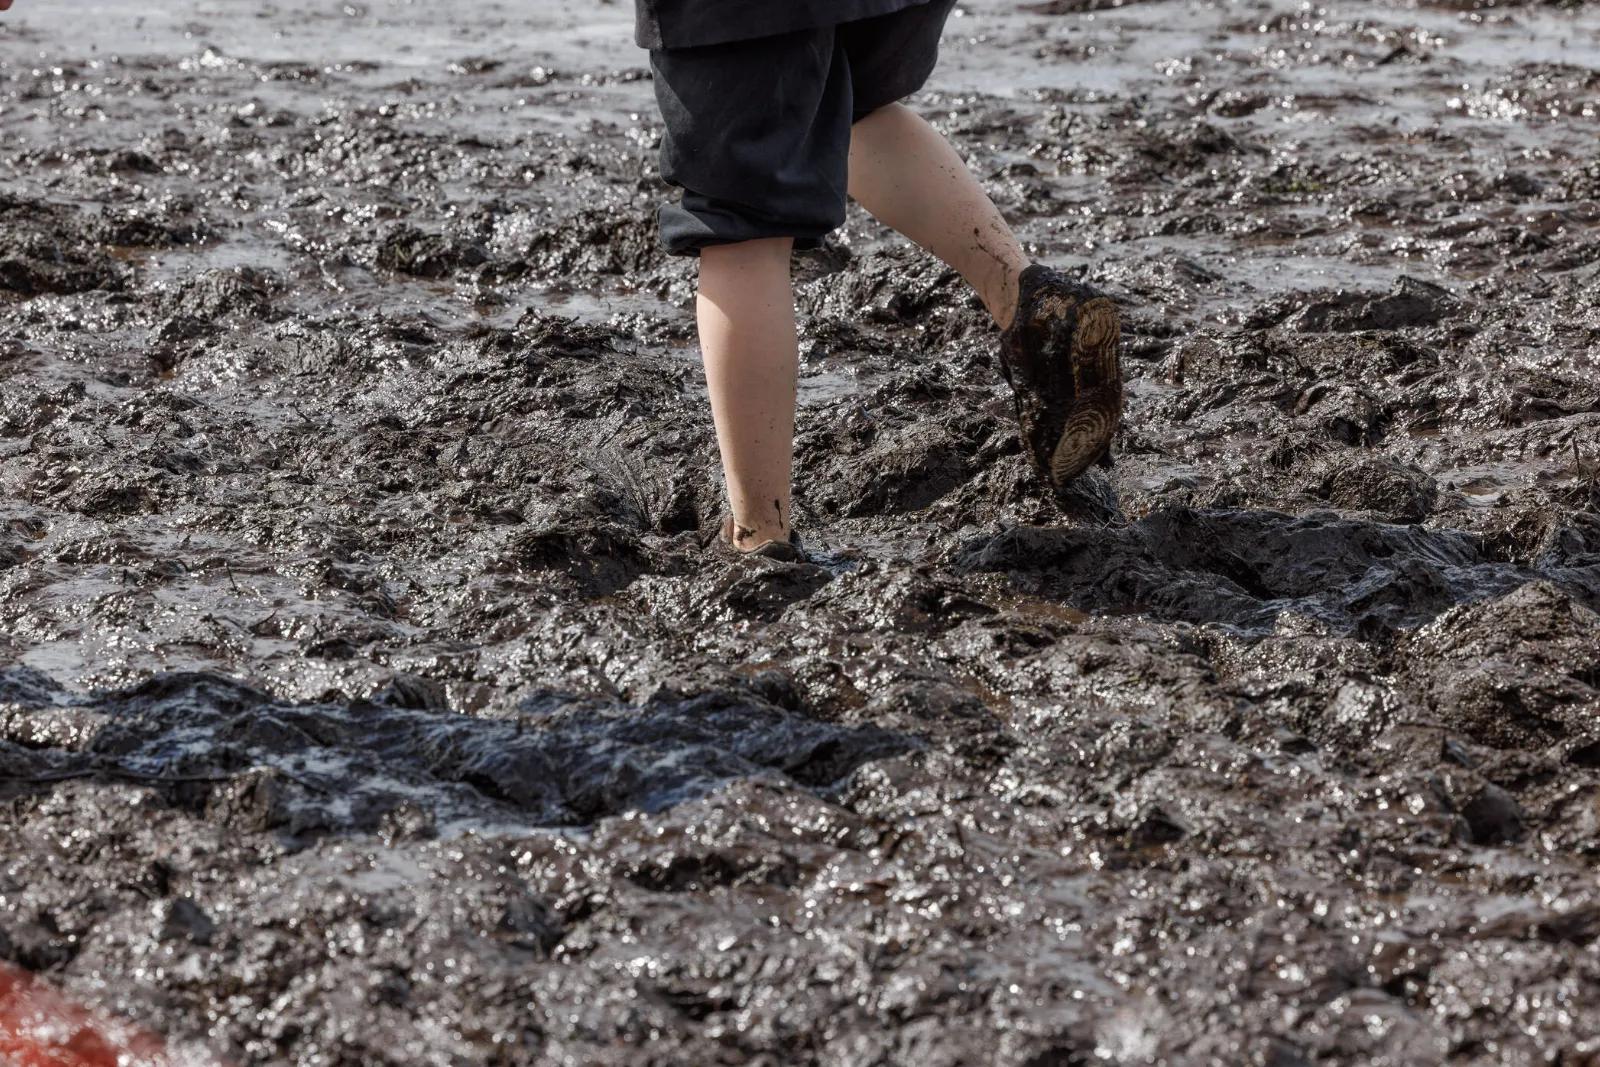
[695,238,800,551]
[847,103,1029,329]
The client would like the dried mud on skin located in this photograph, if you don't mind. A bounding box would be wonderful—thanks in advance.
[2,0,1600,1064]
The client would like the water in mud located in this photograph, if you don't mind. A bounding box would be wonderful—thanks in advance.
[3,0,1600,1063]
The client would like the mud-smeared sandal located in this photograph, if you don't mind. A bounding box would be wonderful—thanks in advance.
[713,516,804,563]
[997,263,1123,489]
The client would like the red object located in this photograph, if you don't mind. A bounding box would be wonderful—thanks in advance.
[0,962,212,1067]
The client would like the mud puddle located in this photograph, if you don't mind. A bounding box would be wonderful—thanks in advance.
[3,0,1600,1063]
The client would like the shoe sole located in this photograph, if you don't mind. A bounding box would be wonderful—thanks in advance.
[1046,293,1122,488]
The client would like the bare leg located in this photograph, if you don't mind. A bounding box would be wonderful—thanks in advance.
[696,237,798,550]
[847,103,1030,329]
[696,111,1026,549]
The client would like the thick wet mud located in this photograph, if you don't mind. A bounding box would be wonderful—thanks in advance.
[3,0,1600,1063]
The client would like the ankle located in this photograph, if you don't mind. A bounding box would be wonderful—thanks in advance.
[985,258,1032,332]
[726,514,790,550]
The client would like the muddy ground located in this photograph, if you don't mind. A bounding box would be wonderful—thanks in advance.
[2,0,1600,1063]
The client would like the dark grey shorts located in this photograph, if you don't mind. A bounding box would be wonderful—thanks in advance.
[648,0,958,257]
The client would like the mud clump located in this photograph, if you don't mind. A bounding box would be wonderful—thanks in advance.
[1317,455,1438,523]
[3,0,1600,1064]
[1401,582,1600,750]
[1276,276,1464,334]
[376,224,490,278]
[0,196,129,296]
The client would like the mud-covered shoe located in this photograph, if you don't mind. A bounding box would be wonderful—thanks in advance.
[714,516,804,563]
[997,263,1123,489]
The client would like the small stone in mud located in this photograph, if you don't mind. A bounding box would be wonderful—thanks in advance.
[157,898,216,946]
[1124,803,1187,848]
[1461,785,1528,845]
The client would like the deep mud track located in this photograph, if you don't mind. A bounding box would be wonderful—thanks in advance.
[3,0,1600,1064]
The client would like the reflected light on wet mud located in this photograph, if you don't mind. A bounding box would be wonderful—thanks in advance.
[2,0,1600,1062]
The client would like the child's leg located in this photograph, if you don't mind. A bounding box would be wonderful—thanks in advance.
[696,237,798,549]
[847,99,1123,487]
[846,103,1029,329]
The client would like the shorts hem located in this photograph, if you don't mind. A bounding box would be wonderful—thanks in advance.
[658,200,839,257]
[662,232,829,258]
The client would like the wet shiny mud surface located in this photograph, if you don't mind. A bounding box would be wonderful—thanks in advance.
[3,0,1600,1063]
